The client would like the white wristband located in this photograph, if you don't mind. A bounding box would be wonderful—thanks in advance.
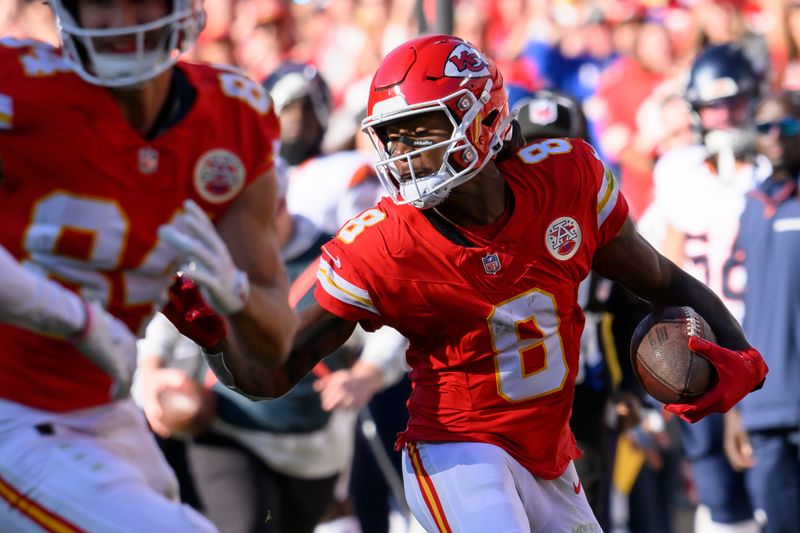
[0,245,86,337]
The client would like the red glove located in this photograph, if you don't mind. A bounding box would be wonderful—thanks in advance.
[665,336,768,423]
[162,276,227,350]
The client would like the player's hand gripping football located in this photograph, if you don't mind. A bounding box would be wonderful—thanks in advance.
[158,199,250,315]
[72,301,138,400]
[664,337,768,423]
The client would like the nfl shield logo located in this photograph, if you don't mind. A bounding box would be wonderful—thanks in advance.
[138,147,159,175]
[529,99,557,125]
[482,253,502,275]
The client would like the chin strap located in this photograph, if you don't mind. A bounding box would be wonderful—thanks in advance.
[489,109,519,155]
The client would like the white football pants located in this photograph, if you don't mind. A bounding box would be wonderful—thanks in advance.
[402,441,601,533]
[0,398,216,532]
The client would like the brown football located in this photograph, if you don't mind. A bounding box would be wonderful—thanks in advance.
[158,380,216,438]
[630,306,717,404]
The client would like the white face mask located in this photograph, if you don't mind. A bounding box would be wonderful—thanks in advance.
[89,48,169,88]
[704,128,756,158]
[363,86,514,210]
[50,0,205,88]
[397,171,454,209]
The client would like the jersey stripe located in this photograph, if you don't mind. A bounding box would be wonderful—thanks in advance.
[596,165,620,227]
[0,474,86,533]
[348,164,374,188]
[774,217,800,232]
[407,443,453,533]
[316,257,379,315]
[0,93,12,129]
[601,312,622,389]
[288,258,320,308]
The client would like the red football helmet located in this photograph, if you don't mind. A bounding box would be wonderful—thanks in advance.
[362,35,513,209]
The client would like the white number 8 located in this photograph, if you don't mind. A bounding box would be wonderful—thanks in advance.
[337,209,387,244]
[219,72,271,114]
[517,138,573,164]
[488,288,570,402]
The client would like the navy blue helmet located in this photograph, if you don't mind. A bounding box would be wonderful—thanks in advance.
[263,61,333,128]
[685,43,760,109]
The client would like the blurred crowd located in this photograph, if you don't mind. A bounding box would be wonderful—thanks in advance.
[4,0,796,165]
[4,0,800,532]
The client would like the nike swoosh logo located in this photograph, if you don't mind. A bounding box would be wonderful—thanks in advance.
[322,246,341,268]
[573,481,581,494]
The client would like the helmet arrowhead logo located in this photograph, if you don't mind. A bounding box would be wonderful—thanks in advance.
[444,44,490,78]
[529,100,558,125]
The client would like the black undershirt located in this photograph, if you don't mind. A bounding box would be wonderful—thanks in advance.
[145,66,196,140]
[421,183,515,247]
[422,209,477,247]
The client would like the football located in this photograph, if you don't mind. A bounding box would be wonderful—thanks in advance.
[158,380,216,438]
[630,306,717,404]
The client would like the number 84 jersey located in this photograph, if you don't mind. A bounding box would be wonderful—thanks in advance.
[0,40,278,412]
[314,138,628,479]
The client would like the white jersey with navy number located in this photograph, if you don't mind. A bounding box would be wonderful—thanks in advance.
[286,150,383,236]
[653,144,771,321]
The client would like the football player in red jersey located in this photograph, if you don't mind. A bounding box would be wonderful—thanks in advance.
[170,35,767,531]
[0,0,296,530]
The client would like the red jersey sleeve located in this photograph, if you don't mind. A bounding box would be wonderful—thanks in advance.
[0,39,74,131]
[180,62,280,218]
[207,63,279,181]
[247,93,279,179]
[574,139,629,246]
[313,235,385,331]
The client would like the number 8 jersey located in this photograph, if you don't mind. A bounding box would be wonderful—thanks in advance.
[0,39,278,411]
[314,138,628,480]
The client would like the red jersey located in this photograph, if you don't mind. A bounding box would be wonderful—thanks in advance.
[0,39,278,411]
[314,138,628,479]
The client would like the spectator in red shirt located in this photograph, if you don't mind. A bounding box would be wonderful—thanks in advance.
[595,21,676,220]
